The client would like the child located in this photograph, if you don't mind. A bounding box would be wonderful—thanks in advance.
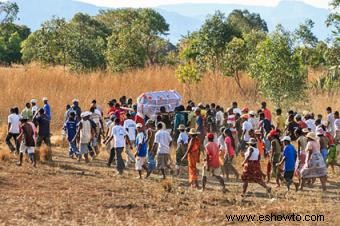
[135,123,148,179]
[202,133,227,192]
[176,124,189,176]
[294,128,308,189]
[17,117,36,167]
[182,128,201,188]
[64,111,78,158]
[145,120,156,178]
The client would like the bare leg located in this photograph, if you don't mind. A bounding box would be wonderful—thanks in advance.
[242,181,248,194]
[215,175,227,193]
[320,176,327,191]
[202,176,207,191]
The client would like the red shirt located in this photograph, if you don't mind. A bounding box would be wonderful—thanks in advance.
[107,107,116,116]
[263,108,272,121]
[225,136,235,157]
[205,142,220,168]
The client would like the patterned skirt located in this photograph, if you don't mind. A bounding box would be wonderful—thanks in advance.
[301,152,327,179]
[241,160,263,183]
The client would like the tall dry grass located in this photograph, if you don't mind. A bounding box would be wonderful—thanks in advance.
[0,64,339,130]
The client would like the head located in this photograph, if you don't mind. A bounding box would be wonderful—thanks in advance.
[133,104,138,112]
[126,112,132,119]
[136,123,143,133]
[146,119,155,129]
[69,111,75,120]
[119,96,127,105]
[13,107,19,115]
[261,102,267,109]
[115,103,120,109]
[195,108,201,116]
[43,98,48,104]
[317,114,322,120]
[73,99,79,106]
[66,104,71,110]
[160,106,166,113]
[186,105,192,111]
[326,107,332,114]
[211,103,216,109]
[20,118,28,124]
[335,111,339,119]
[114,118,120,125]
[31,99,37,106]
[207,133,214,142]
[315,118,321,126]
[127,98,133,105]
[276,108,282,116]
[157,122,163,130]
[91,99,97,106]
[25,102,31,109]
[38,108,45,115]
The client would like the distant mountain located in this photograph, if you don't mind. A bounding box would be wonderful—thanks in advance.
[9,0,332,44]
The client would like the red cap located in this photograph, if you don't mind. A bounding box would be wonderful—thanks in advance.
[207,133,214,139]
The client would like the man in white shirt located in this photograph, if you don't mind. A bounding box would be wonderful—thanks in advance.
[326,107,335,136]
[104,118,132,174]
[31,99,39,116]
[123,113,137,166]
[215,106,224,128]
[241,115,253,152]
[152,122,172,179]
[6,107,21,153]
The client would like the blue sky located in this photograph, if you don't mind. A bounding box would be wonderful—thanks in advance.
[77,0,330,8]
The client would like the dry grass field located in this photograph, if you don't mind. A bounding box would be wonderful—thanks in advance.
[0,65,339,225]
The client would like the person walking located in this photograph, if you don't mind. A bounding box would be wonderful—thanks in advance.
[43,97,51,121]
[64,111,78,158]
[6,107,20,153]
[123,113,137,166]
[16,116,36,167]
[241,138,271,196]
[33,108,51,148]
[135,123,148,179]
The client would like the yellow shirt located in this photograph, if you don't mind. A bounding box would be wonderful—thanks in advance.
[275,115,285,131]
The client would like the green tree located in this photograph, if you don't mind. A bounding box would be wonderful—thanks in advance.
[221,37,247,93]
[0,2,18,24]
[0,23,30,64]
[248,25,308,107]
[227,9,268,34]
[326,0,340,39]
[98,8,169,71]
[64,13,109,71]
[294,19,318,47]
[21,17,67,65]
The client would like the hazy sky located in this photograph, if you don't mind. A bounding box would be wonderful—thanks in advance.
[77,0,330,9]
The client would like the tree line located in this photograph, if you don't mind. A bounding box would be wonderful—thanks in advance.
[0,1,339,107]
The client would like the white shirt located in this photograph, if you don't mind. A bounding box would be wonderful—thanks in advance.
[242,120,253,142]
[334,118,340,132]
[249,117,259,130]
[154,129,172,154]
[306,119,316,132]
[217,135,225,150]
[177,132,189,144]
[111,125,128,148]
[216,111,224,126]
[233,108,242,116]
[32,105,39,115]
[8,113,20,134]
[124,119,136,141]
[327,113,335,133]
[245,147,260,161]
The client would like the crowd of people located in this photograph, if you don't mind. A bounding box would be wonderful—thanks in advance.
[5,95,340,195]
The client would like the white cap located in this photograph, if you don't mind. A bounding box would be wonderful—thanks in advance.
[42,97,48,101]
[72,98,79,103]
[80,111,92,118]
[31,99,37,104]
[136,123,143,128]
[281,136,291,142]
[249,111,255,116]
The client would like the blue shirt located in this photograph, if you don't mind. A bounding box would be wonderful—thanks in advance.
[44,103,51,121]
[64,119,77,142]
[283,144,297,172]
[135,132,147,157]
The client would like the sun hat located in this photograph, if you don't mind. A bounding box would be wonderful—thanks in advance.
[316,127,324,136]
[306,132,317,141]
[42,97,48,101]
[80,111,92,118]
[146,119,154,125]
[247,138,257,145]
[136,123,143,128]
[72,98,79,103]
[178,124,185,130]
[281,136,291,142]
[188,128,200,135]
[302,128,310,134]
[207,133,214,139]
[30,99,37,104]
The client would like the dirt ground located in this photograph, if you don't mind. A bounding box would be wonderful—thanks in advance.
[0,139,339,226]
